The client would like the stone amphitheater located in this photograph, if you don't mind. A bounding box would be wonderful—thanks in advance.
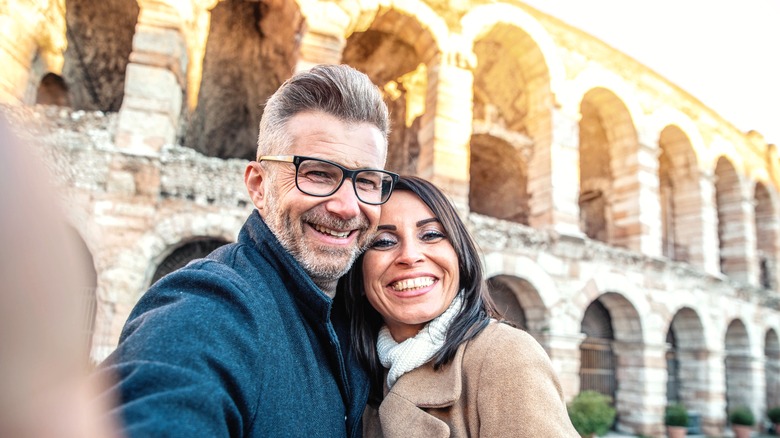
[2,0,779,436]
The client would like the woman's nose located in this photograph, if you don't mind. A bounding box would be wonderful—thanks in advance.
[396,240,424,265]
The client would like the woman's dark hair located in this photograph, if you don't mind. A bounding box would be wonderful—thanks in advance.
[340,175,499,406]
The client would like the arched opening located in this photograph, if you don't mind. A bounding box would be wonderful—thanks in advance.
[715,157,749,281]
[471,22,551,227]
[469,134,529,224]
[151,238,229,286]
[486,275,549,334]
[755,182,778,289]
[343,10,430,175]
[580,299,616,401]
[62,0,139,111]
[666,307,707,431]
[35,72,70,106]
[578,89,639,248]
[185,0,302,159]
[658,126,699,263]
[725,319,755,420]
[766,329,780,409]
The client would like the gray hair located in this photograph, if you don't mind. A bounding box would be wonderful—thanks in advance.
[256,64,390,160]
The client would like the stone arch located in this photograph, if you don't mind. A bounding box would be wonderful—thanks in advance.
[754,181,780,289]
[578,87,640,249]
[468,133,529,224]
[665,307,708,421]
[150,237,230,286]
[486,274,548,334]
[724,319,756,419]
[714,157,752,282]
[342,7,438,175]
[62,0,139,111]
[767,329,780,409]
[460,4,565,93]
[466,15,554,228]
[35,72,70,106]
[579,291,643,432]
[482,252,562,311]
[659,125,701,263]
[184,0,303,159]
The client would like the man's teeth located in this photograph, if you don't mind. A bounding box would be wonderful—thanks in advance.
[314,224,349,238]
[391,277,434,291]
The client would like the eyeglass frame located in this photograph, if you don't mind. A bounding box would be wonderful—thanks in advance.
[257,155,399,205]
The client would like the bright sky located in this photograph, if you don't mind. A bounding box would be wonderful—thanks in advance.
[521,0,780,146]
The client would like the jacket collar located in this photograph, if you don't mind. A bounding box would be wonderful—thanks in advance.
[385,343,466,408]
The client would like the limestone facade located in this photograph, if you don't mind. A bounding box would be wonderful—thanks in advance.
[2,0,780,436]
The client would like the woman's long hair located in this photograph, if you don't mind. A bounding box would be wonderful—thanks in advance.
[340,175,499,406]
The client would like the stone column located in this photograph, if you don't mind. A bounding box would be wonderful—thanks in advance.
[115,0,187,155]
[539,106,584,235]
[536,331,585,401]
[419,44,476,211]
[696,170,722,275]
[295,4,348,71]
[611,341,668,437]
[699,349,727,437]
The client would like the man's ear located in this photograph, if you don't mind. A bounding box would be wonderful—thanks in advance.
[245,161,267,211]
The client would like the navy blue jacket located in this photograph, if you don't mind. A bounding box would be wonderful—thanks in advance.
[97,210,369,437]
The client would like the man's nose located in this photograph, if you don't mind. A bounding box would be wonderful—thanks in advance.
[324,179,361,219]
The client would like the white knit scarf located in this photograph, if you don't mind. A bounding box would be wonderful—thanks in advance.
[376,292,464,388]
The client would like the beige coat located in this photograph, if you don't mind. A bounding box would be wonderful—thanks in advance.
[363,322,579,437]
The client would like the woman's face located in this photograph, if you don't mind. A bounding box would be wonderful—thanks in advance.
[362,190,460,342]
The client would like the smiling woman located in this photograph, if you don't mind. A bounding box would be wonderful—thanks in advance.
[341,175,580,437]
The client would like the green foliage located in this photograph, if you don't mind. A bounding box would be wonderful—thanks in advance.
[729,406,755,426]
[664,403,689,427]
[767,406,780,424]
[567,390,616,437]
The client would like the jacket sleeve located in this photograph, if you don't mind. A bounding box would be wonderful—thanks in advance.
[471,324,580,437]
[94,260,269,438]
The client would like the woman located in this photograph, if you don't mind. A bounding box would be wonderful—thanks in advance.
[341,176,578,437]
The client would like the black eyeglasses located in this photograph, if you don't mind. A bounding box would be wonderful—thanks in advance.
[257,155,399,205]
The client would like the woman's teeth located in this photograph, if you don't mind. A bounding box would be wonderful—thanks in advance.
[391,277,434,291]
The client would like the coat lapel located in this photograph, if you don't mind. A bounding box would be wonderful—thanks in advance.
[376,346,466,438]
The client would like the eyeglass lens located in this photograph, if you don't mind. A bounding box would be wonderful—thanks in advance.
[296,159,393,204]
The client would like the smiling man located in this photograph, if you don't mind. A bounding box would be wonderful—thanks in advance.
[97,65,397,438]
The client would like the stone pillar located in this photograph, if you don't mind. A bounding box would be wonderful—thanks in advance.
[611,341,667,437]
[536,331,585,402]
[697,170,722,275]
[699,349,727,437]
[539,106,584,235]
[610,137,662,255]
[295,4,348,71]
[115,0,187,155]
[419,45,475,212]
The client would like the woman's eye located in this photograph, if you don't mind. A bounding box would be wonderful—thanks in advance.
[369,237,396,250]
[420,230,446,242]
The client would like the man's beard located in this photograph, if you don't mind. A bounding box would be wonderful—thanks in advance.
[263,188,370,285]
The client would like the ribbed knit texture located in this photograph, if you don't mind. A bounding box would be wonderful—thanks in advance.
[376,292,463,388]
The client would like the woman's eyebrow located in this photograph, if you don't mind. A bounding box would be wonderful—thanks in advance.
[377,224,396,231]
[416,218,439,227]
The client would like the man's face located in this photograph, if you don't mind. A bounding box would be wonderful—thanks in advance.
[249,111,386,286]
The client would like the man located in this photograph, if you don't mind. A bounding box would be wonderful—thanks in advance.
[97,64,397,437]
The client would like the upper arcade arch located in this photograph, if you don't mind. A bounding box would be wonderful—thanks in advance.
[460,3,565,93]
[184,0,302,159]
[342,6,441,174]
